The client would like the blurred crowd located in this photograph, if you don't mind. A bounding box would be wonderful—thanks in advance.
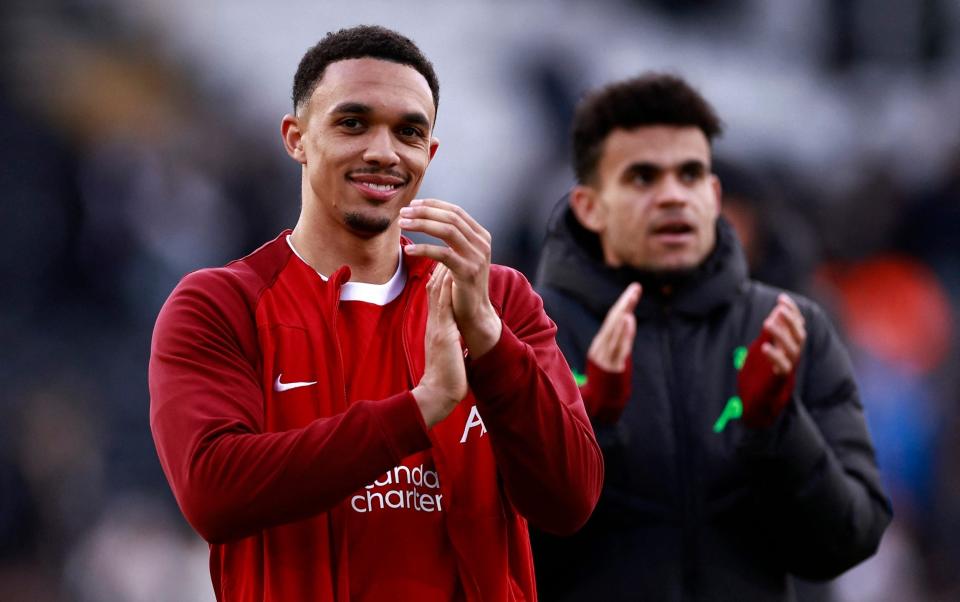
[1,1,958,600]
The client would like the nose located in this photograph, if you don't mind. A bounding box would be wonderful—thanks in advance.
[362,126,400,166]
[654,173,689,207]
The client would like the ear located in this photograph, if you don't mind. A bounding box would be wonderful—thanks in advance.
[710,173,722,216]
[428,136,440,161]
[281,114,306,164]
[569,184,606,233]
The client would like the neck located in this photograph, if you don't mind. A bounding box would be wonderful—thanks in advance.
[291,213,401,285]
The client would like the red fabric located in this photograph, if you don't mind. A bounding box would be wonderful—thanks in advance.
[738,330,797,429]
[337,299,407,397]
[579,359,632,424]
[337,299,462,601]
[148,231,602,602]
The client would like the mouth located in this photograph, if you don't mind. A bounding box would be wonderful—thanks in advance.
[650,220,696,243]
[347,172,407,202]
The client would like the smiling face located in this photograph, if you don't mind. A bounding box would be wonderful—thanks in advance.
[283,57,438,238]
[571,125,721,273]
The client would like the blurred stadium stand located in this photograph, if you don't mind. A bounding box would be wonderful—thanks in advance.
[1,1,959,600]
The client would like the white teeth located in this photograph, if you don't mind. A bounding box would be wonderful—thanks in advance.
[362,182,399,191]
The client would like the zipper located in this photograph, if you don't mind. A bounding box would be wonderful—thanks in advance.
[400,271,422,387]
[659,305,697,600]
[401,267,482,600]
[331,281,348,407]
[328,270,350,601]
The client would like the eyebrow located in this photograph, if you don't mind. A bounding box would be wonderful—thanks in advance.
[626,162,661,173]
[402,112,431,128]
[679,159,709,171]
[625,159,709,174]
[329,102,431,128]
[330,102,371,116]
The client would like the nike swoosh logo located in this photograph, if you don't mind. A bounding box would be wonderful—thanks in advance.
[274,374,318,392]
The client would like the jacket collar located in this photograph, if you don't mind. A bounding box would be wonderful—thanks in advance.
[535,197,749,319]
[285,231,436,283]
[400,235,437,280]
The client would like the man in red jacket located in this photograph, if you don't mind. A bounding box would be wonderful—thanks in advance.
[148,25,602,602]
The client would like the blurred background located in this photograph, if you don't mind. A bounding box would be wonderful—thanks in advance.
[1,0,958,600]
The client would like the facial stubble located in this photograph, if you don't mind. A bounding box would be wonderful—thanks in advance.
[344,211,392,235]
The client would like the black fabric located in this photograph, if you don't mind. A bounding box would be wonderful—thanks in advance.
[531,200,892,602]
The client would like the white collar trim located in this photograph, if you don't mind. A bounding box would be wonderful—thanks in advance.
[286,235,406,305]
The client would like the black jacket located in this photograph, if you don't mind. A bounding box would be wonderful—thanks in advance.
[531,205,892,602]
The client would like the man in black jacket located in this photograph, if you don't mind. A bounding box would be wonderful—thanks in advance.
[532,73,891,601]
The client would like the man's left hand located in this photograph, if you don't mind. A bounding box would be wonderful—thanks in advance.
[400,199,502,358]
[759,293,806,375]
[739,293,807,428]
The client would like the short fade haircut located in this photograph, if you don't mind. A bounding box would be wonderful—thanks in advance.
[292,25,440,115]
[572,73,723,184]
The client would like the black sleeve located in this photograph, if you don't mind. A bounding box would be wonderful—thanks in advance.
[739,301,892,580]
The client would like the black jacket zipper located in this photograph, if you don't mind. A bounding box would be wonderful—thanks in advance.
[660,305,698,600]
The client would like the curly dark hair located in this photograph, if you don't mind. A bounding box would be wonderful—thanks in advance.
[572,73,723,184]
[292,25,439,114]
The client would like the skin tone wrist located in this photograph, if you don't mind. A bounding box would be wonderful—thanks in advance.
[411,383,452,428]
[459,307,502,359]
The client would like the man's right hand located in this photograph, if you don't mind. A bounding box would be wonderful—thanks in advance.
[413,265,469,428]
[587,283,641,372]
[581,283,641,423]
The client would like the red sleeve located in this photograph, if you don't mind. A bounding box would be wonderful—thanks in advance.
[148,269,431,544]
[579,358,632,424]
[466,267,603,535]
[738,329,797,429]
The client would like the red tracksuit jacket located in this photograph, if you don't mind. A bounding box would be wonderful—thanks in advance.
[148,232,603,601]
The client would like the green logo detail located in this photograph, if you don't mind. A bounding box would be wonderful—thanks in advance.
[713,396,743,433]
[713,345,749,433]
[733,345,748,371]
[572,368,587,387]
